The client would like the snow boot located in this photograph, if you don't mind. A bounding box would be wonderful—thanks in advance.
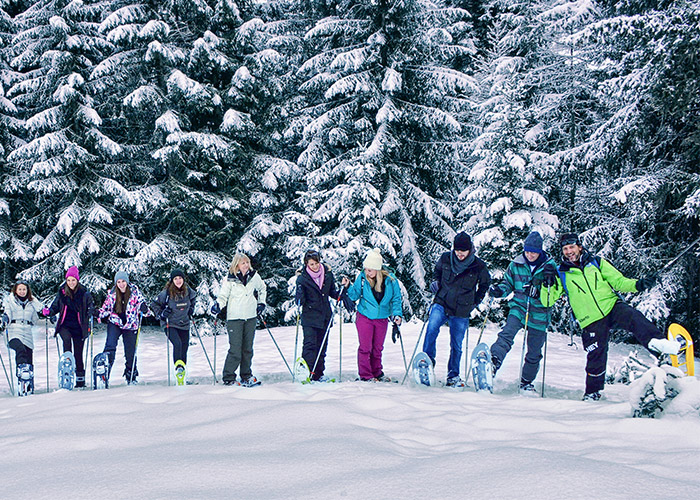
[648,338,681,355]
[582,391,602,401]
[446,376,466,388]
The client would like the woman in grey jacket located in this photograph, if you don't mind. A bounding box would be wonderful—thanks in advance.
[151,269,197,378]
[1,280,44,386]
[211,253,267,386]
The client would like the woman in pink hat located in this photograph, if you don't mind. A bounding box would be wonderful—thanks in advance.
[44,266,96,388]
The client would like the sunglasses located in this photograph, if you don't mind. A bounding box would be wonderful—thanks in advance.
[560,237,580,247]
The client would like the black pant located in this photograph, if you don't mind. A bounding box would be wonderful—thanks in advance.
[104,323,138,382]
[166,326,190,364]
[58,327,86,377]
[302,324,330,380]
[9,338,33,366]
[582,301,662,393]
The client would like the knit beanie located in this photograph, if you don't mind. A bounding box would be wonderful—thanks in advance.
[114,270,130,285]
[523,232,543,254]
[65,266,80,281]
[453,232,472,252]
[170,268,185,281]
[559,233,581,249]
[363,248,383,271]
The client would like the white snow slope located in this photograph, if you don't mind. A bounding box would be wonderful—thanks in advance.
[1,319,699,500]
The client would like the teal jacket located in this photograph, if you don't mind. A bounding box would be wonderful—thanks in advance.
[346,270,403,320]
[493,252,555,331]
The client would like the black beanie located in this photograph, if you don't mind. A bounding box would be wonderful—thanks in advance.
[453,232,472,251]
[559,233,581,249]
[170,268,185,281]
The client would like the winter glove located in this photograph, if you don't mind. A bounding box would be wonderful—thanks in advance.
[211,303,221,315]
[489,285,504,298]
[256,303,266,315]
[40,307,51,318]
[159,305,173,321]
[49,315,57,324]
[525,283,540,298]
[429,280,439,295]
[139,302,150,315]
[636,275,657,292]
[391,323,400,344]
[542,264,557,287]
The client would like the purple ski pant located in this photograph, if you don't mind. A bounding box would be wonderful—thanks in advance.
[356,312,389,380]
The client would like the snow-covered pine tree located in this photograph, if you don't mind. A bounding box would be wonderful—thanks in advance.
[4,0,144,296]
[285,0,476,314]
[459,1,558,287]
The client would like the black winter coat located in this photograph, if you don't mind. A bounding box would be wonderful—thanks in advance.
[295,265,341,330]
[48,284,96,339]
[434,252,491,317]
[151,287,197,330]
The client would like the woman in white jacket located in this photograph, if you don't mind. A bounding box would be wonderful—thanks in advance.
[1,280,44,389]
[211,253,267,386]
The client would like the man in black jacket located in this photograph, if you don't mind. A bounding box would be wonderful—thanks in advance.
[423,232,491,386]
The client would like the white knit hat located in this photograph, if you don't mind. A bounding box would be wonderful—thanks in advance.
[363,248,383,271]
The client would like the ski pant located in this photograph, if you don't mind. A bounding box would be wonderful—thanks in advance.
[302,324,329,380]
[356,313,388,380]
[422,303,469,379]
[582,301,662,394]
[490,312,546,384]
[9,338,32,366]
[58,327,86,378]
[166,326,190,365]
[104,323,138,382]
[223,318,256,383]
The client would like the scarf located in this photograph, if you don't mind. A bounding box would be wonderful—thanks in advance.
[450,251,475,275]
[307,264,325,289]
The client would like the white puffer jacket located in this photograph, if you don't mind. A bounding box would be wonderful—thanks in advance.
[2,294,44,349]
[216,270,267,321]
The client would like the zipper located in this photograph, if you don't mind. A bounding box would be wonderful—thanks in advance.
[581,266,606,318]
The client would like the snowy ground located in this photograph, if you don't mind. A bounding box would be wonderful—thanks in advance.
[1,317,699,499]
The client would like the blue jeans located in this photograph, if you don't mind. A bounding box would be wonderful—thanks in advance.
[104,323,138,382]
[422,304,469,379]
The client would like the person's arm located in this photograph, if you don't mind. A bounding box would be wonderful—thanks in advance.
[474,264,491,307]
[599,258,638,293]
[345,274,362,302]
[255,274,267,306]
[389,277,403,319]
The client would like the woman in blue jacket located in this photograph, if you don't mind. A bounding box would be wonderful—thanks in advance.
[342,248,402,381]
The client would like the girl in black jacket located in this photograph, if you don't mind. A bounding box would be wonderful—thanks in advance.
[295,250,342,382]
[46,266,96,387]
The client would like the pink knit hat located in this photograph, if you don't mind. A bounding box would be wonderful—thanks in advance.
[65,266,80,281]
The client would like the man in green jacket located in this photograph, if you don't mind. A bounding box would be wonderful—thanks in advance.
[541,233,680,401]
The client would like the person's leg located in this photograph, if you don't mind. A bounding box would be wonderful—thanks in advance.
[370,318,389,378]
[71,330,86,380]
[521,326,547,384]
[355,313,374,380]
[103,324,122,378]
[302,325,321,374]
[608,301,664,349]
[239,318,257,380]
[122,329,138,382]
[422,304,448,365]
[180,328,190,365]
[446,315,469,379]
[490,313,523,369]
[167,327,185,364]
[581,317,610,394]
[58,328,72,354]
[8,338,31,366]
[222,320,244,383]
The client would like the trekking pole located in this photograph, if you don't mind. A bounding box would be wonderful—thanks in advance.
[292,302,300,383]
[518,295,532,394]
[401,303,435,385]
[191,320,216,382]
[258,314,293,377]
[166,318,171,386]
[89,316,94,390]
[393,322,408,373]
[213,318,218,380]
[1,328,12,395]
[4,330,15,396]
[310,295,342,380]
[541,287,551,397]
[45,318,50,393]
[129,313,143,384]
[659,236,700,274]
[338,298,343,382]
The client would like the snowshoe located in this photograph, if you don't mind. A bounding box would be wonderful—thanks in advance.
[445,376,466,388]
[412,352,435,387]
[17,363,34,396]
[470,343,493,393]
[240,376,261,387]
[519,380,537,394]
[58,352,76,391]
[175,360,186,386]
[582,391,602,401]
[92,352,110,390]
[294,357,311,384]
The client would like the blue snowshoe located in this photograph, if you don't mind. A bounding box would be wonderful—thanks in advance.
[92,352,110,389]
[58,352,76,390]
[17,363,34,396]
[470,343,493,393]
[412,352,436,386]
